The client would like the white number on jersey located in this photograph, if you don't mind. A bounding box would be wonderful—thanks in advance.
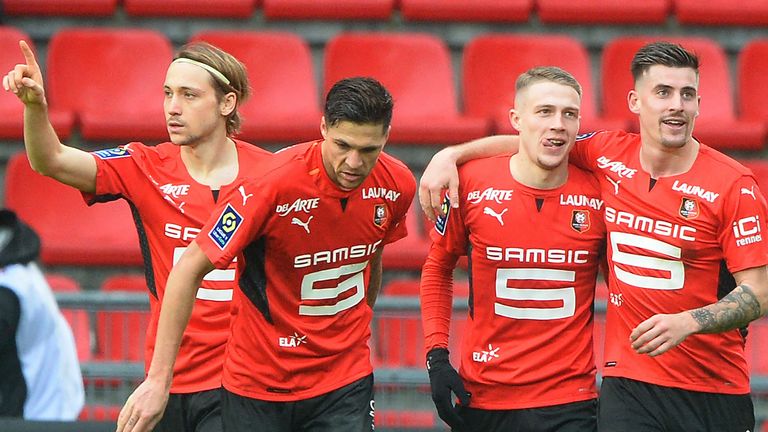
[495,268,576,320]
[173,247,234,301]
[299,261,368,316]
[610,232,684,290]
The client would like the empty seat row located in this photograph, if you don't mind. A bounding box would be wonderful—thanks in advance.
[3,26,768,150]
[6,0,768,26]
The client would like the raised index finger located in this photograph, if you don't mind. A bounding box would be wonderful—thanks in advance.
[19,40,39,69]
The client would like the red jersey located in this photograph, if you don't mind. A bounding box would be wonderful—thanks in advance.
[572,130,768,394]
[423,155,605,410]
[196,140,416,401]
[85,140,271,393]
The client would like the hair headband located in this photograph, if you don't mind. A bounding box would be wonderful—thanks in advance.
[172,57,231,86]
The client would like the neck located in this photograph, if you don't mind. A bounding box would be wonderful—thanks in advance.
[509,154,568,190]
[639,136,699,179]
[179,133,238,188]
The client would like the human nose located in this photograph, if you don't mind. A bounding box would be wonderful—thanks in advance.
[165,94,181,115]
[346,150,363,169]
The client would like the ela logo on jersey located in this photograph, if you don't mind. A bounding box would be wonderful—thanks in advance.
[434,194,451,235]
[92,147,131,160]
[208,204,243,250]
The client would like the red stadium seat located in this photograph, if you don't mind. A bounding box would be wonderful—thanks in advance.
[537,0,670,24]
[601,36,766,151]
[738,39,768,124]
[125,0,257,18]
[462,34,626,135]
[263,0,393,20]
[96,274,150,362]
[382,204,431,270]
[0,27,74,140]
[190,31,320,143]
[46,28,173,141]
[4,152,142,266]
[3,0,117,16]
[46,273,92,361]
[400,0,532,22]
[376,410,436,428]
[375,279,468,367]
[745,318,768,376]
[78,404,120,421]
[324,32,489,145]
[675,0,768,26]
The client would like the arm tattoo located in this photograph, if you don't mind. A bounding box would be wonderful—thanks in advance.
[690,284,762,334]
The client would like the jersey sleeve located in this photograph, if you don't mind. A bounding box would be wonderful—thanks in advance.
[382,171,417,245]
[420,243,460,352]
[430,192,469,256]
[570,131,606,173]
[195,179,272,269]
[82,144,143,204]
[718,175,768,273]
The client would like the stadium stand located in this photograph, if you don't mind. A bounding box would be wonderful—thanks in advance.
[324,32,490,145]
[601,35,767,151]
[0,26,74,140]
[536,0,670,24]
[462,34,627,135]
[46,273,92,362]
[2,0,117,16]
[46,28,173,142]
[738,39,768,127]
[189,30,321,144]
[675,0,768,26]
[4,152,142,266]
[263,0,394,20]
[399,0,532,23]
[124,0,257,18]
[381,203,430,271]
[95,274,149,363]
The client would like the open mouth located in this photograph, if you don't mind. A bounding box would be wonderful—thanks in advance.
[662,118,686,128]
[544,138,567,147]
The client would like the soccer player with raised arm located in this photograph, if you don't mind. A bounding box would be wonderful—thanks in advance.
[118,77,416,432]
[418,42,768,431]
[421,67,605,432]
[3,41,271,432]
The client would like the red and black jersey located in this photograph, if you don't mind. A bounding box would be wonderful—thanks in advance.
[85,140,271,393]
[572,130,768,394]
[423,155,605,410]
[196,140,416,401]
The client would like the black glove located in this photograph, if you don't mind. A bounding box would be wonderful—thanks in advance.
[426,347,471,430]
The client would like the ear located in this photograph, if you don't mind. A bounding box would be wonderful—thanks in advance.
[320,116,328,139]
[627,90,640,114]
[509,108,522,133]
[382,124,391,142]
[220,92,237,116]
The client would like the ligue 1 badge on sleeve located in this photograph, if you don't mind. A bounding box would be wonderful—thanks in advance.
[373,204,388,227]
[679,197,700,219]
[570,210,591,233]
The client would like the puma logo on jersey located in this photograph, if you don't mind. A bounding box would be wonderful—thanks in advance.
[672,180,719,203]
[277,198,320,216]
[159,183,190,198]
[559,194,604,211]
[291,216,313,233]
[597,156,637,178]
[472,344,500,363]
[362,187,401,202]
[238,185,253,206]
[467,188,514,204]
[605,176,621,195]
[483,207,507,226]
[741,186,757,200]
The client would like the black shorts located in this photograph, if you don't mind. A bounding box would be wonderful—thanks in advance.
[222,374,374,432]
[454,398,597,432]
[598,377,754,432]
[154,388,223,432]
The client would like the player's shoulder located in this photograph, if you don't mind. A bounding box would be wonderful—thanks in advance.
[566,163,602,194]
[696,143,753,180]
[234,139,272,162]
[374,151,416,184]
[238,141,313,188]
[461,154,509,174]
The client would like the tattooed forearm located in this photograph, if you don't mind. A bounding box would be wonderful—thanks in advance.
[689,284,763,334]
